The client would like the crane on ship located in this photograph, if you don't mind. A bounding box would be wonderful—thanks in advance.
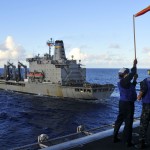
[4,62,16,80]
[18,61,27,81]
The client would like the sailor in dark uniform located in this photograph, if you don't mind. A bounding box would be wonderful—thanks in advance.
[135,70,150,149]
[113,59,138,147]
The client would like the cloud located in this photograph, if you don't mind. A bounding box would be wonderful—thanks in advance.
[67,48,88,60]
[0,37,148,68]
[66,47,130,68]
[0,36,26,66]
[61,46,150,68]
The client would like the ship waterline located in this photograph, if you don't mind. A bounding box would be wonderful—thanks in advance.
[0,80,114,100]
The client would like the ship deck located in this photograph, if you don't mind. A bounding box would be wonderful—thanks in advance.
[42,124,150,150]
[13,119,150,150]
[71,125,150,150]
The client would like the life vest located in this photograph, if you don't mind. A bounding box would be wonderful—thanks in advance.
[118,79,137,102]
[142,77,150,104]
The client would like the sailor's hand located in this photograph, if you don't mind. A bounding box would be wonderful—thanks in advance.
[137,91,143,101]
[137,96,141,101]
[133,74,138,80]
[133,59,137,66]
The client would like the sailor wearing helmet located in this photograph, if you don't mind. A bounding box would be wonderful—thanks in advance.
[113,59,138,147]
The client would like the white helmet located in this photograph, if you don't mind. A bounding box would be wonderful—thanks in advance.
[118,68,129,75]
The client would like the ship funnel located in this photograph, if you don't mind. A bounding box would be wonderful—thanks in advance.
[53,40,66,61]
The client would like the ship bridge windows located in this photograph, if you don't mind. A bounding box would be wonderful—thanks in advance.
[75,88,91,93]
[81,89,103,93]
[103,88,109,92]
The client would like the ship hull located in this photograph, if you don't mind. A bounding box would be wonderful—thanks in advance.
[0,80,114,100]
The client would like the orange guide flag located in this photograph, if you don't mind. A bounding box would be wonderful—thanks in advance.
[134,5,150,17]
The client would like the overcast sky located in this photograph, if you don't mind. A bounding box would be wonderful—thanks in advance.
[0,0,150,68]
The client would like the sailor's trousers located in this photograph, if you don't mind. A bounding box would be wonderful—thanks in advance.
[114,100,134,143]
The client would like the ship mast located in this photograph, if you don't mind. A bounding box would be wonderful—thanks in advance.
[46,38,54,57]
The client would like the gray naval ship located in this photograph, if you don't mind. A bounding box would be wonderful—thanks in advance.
[0,39,115,100]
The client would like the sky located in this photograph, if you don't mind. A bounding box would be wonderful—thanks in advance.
[0,0,150,68]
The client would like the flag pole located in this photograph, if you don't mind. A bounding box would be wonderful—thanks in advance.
[133,5,150,59]
[133,15,136,59]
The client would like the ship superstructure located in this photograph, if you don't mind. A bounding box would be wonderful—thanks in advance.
[0,39,114,100]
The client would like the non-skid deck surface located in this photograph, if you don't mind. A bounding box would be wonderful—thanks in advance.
[71,126,150,150]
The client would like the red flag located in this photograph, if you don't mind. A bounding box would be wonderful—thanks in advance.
[134,5,150,17]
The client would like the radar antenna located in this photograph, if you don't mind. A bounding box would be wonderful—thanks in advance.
[46,38,54,57]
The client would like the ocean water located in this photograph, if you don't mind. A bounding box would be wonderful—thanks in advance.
[0,68,148,149]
